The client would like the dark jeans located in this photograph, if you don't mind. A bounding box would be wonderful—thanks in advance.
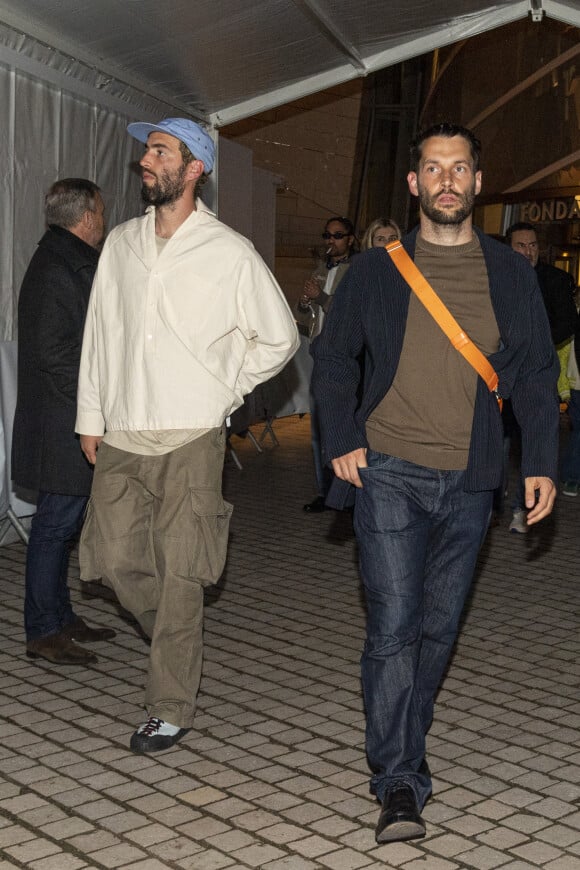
[354,451,492,809]
[25,491,88,641]
[561,390,580,484]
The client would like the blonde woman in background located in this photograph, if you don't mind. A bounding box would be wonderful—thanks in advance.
[362,217,401,250]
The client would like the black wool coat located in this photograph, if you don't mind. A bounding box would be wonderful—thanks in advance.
[535,260,577,346]
[12,225,99,496]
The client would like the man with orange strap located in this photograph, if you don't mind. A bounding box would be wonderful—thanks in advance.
[312,122,558,843]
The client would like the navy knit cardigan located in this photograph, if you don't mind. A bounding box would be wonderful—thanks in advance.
[311,226,560,506]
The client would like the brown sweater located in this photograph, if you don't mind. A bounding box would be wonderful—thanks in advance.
[367,233,500,470]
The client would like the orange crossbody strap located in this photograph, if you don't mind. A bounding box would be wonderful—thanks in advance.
[386,240,502,407]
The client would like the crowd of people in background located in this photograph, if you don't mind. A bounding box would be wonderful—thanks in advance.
[300,211,579,532]
[10,117,576,847]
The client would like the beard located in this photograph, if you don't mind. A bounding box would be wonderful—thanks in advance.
[417,181,476,226]
[141,163,187,206]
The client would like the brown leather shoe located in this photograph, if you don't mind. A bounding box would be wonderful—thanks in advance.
[61,616,116,644]
[26,633,98,665]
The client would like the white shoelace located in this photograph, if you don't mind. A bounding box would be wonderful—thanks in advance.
[137,716,180,737]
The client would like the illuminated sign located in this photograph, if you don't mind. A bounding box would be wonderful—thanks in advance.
[520,198,580,222]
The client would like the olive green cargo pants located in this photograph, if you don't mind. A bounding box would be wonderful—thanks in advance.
[80,428,232,727]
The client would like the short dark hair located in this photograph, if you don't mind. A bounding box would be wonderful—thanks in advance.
[325,215,354,235]
[324,216,360,252]
[179,139,209,198]
[410,122,481,173]
[45,178,100,229]
[505,222,537,245]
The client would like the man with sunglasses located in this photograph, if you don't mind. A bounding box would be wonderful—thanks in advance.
[311,123,558,842]
[297,216,357,512]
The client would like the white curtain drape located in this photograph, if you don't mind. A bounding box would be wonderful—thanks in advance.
[0,63,145,339]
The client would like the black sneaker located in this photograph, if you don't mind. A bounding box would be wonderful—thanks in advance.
[375,783,426,843]
[130,717,190,753]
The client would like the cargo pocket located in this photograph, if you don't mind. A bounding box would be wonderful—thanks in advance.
[80,476,153,588]
[78,499,102,582]
[189,489,233,586]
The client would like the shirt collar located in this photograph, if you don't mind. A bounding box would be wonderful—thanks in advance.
[326,254,350,269]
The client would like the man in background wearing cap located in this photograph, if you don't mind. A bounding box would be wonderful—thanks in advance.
[76,118,299,753]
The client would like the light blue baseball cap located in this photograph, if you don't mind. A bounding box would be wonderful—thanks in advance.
[127,117,215,173]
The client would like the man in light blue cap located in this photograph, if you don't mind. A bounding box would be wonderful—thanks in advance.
[127,116,216,188]
[125,117,216,210]
[76,117,299,753]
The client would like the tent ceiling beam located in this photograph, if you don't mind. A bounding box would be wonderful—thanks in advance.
[291,0,367,73]
[210,2,531,127]
[504,148,580,192]
[467,41,580,130]
[0,0,578,129]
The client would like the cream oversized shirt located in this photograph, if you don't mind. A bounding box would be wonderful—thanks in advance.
[76,200,299,437]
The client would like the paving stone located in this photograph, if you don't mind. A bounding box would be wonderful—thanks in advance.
[41,817,95,840]
[173,849,235,868]
[259,858,319,870]
[179,786,228,807]
[149,835,205,861]
[0,825,36,847]
[28,853,88,869]
[290,835,340,858]
[510,841,564,863]
[1,418,580,868]
[86,842,148,866]
[4,838,62,863]
[426,833,477,858]
[315,848,374,869]
[206,829,256,852]
[98,811,151,834]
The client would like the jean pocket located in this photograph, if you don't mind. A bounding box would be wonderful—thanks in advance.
[361,449,396,472]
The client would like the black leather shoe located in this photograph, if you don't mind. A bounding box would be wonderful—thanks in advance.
[61,616,116,643]
[26,633,98,665]
[375,784,426,844]
[130,717,190,753]
[303,496,328,512]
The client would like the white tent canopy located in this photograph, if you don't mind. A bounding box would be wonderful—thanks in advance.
[0,0,579,129]
[0,0,579,342]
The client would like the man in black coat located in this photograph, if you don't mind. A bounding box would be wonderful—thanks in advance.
[504,222,577,529]
[506,222,577,346]
[12,178,115,664]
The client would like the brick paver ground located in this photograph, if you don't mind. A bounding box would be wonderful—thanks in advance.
[1,414,579,869]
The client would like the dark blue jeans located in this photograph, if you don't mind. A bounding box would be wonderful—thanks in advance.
[354,451,492,809]
[25,491,88,641]
[561,390,580,484]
